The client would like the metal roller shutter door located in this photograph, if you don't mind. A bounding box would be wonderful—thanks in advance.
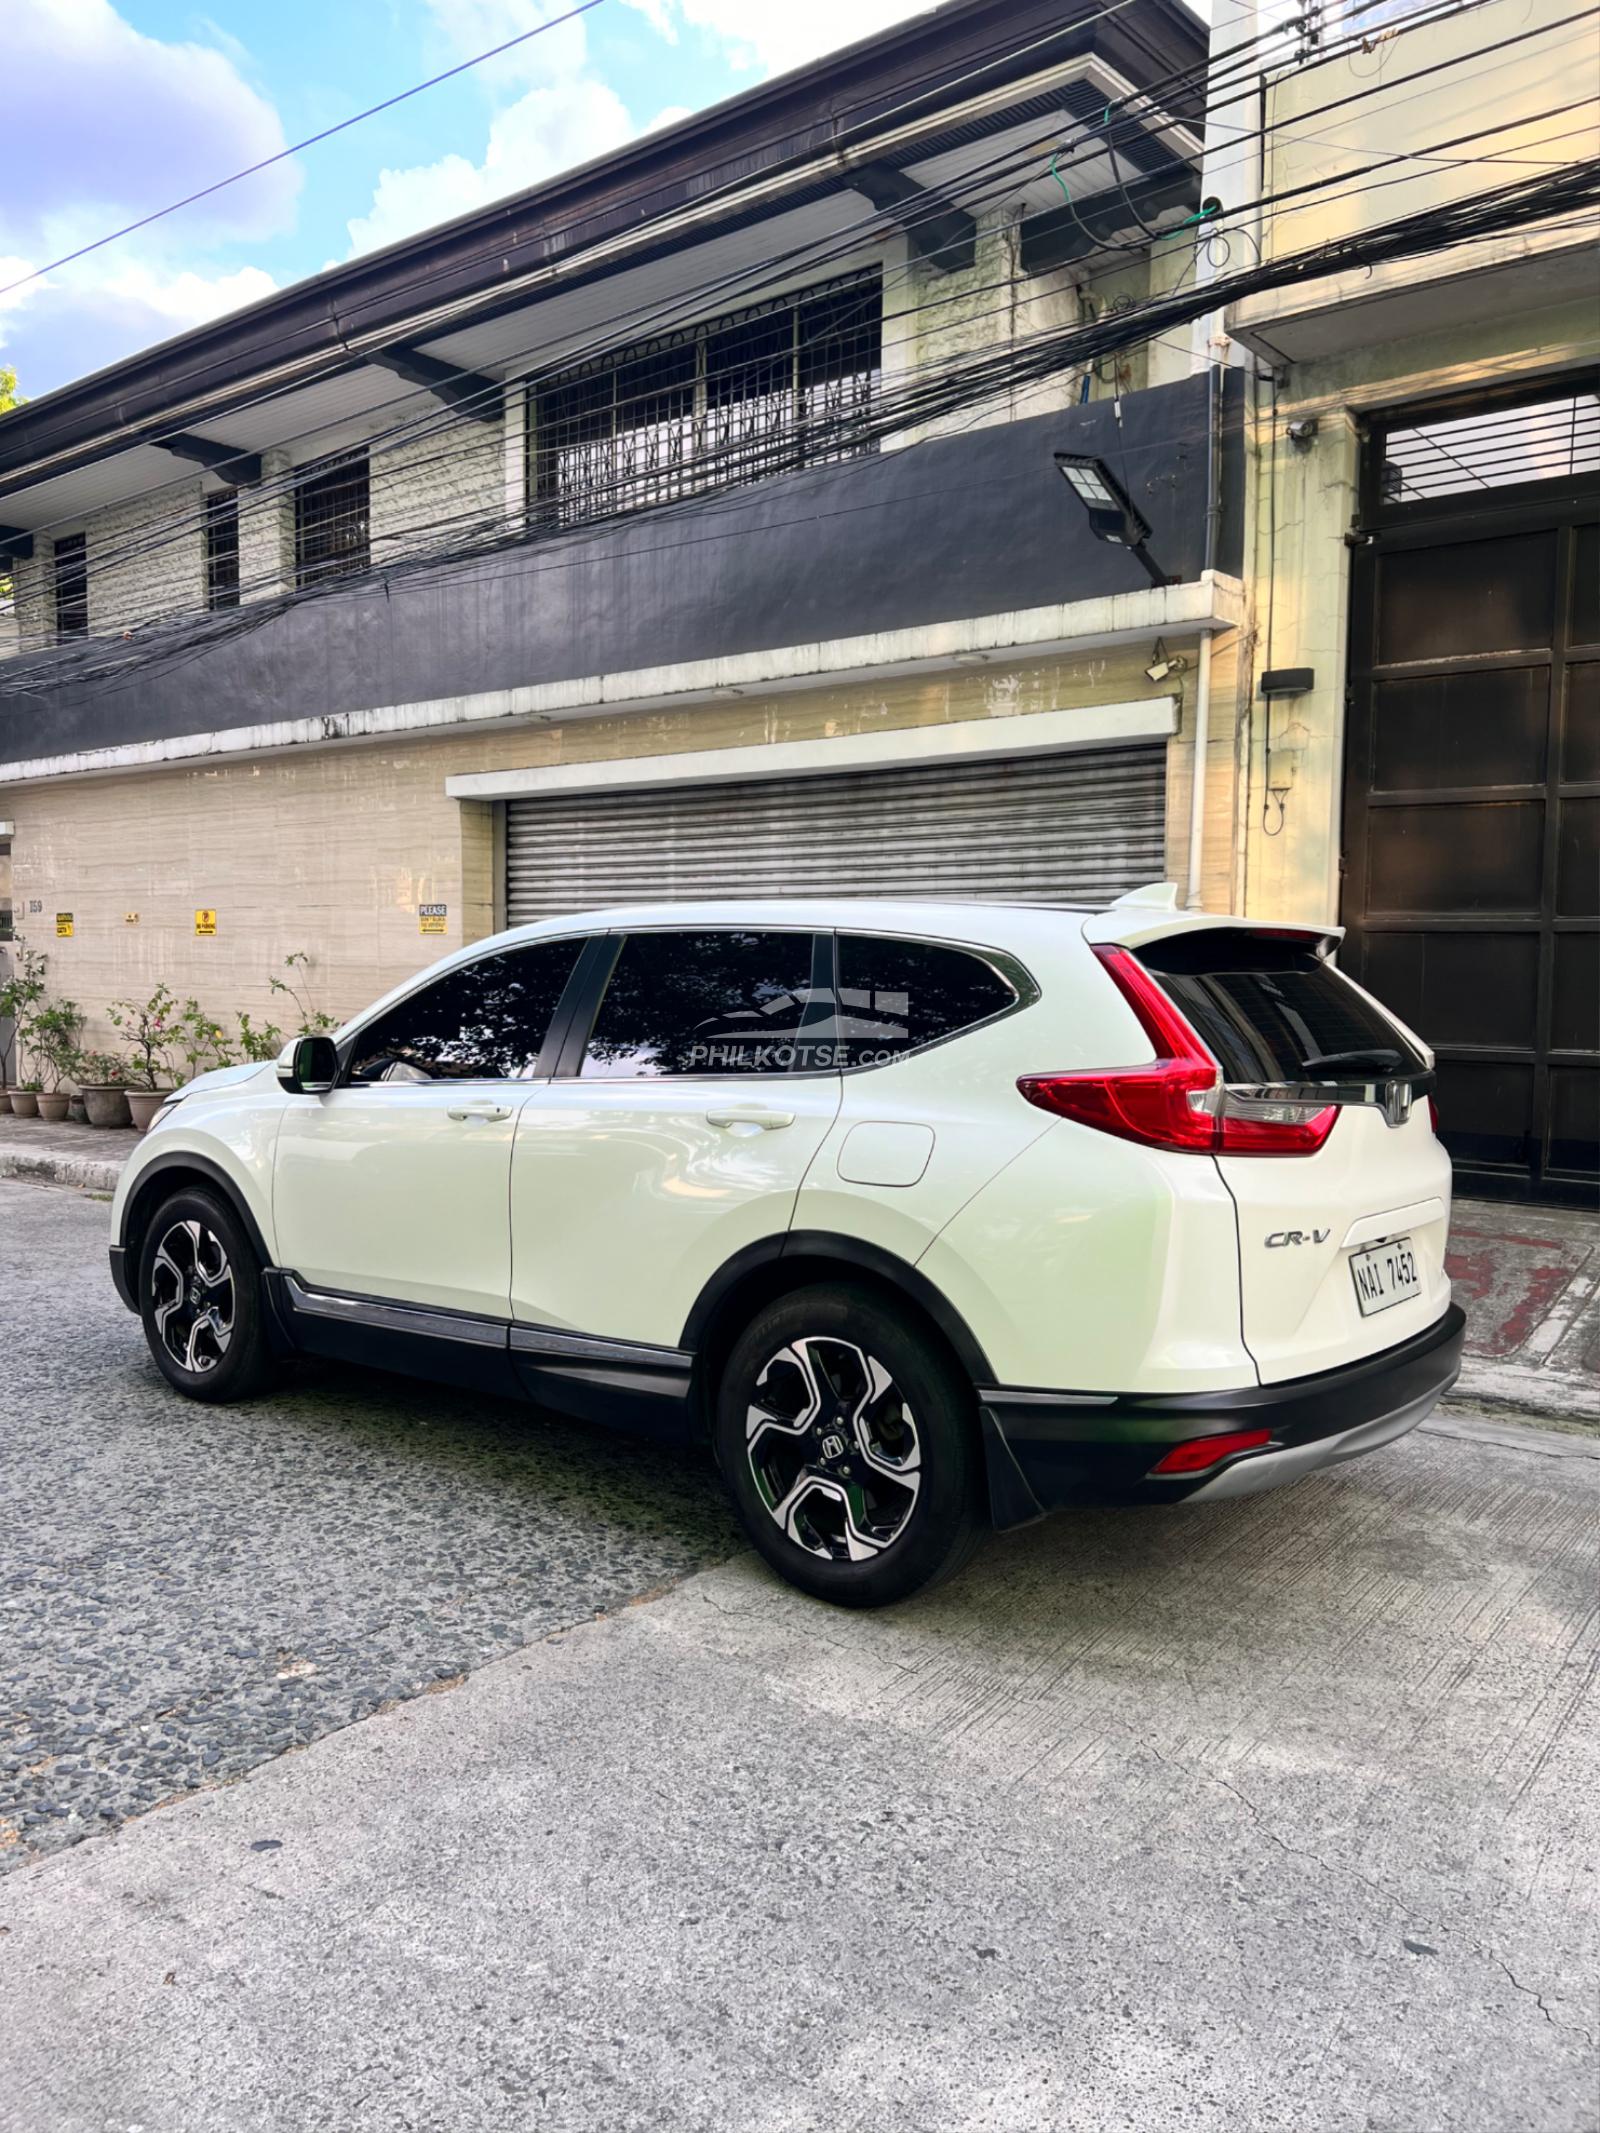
[504,740,1166,921]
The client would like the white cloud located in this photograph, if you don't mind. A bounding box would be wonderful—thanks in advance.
[343,1,639,258]
[0,253,278,386]
[4,0,298,258]
[98,262,279,329]
[620,0,932,75]
[418,0,599,88]
[345,77,637,256]
[0,3,294,393]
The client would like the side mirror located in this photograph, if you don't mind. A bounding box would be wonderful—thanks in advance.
[278,1034,340,1095]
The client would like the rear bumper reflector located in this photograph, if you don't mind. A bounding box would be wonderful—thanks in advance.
[1148,1427,1273,1476]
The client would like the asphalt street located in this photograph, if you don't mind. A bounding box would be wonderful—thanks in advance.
[2,1176,1597,2132]
[0,1178,738,1864]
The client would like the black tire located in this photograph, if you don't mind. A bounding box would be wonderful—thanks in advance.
[714,1283,983,1608]
[137,1186,276,1403]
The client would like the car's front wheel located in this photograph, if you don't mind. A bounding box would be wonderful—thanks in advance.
[137,1186,275,1402]
[714,1283,983,1608]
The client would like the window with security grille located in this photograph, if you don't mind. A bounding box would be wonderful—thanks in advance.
[294,449,370,587]
[205,491,240,609]
[54,532,88,639]
[1381,391,1600,504]
[530,271,881,528]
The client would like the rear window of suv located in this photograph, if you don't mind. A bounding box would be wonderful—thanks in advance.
[1136,929,1425,1085]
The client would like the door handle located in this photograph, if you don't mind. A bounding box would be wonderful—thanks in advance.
[706,1106,795,1131]
[447,1103,513,1122]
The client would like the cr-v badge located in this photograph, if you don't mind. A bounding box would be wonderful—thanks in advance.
[1265,1228,1331,1247]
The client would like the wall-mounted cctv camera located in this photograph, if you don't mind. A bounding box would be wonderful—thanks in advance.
[1144,647,1189,684]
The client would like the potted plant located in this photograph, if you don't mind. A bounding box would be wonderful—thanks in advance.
[31,1000,85,1124]
[108,984,181,1131]
[1,940,49,1115]
[11,1081,40,1119]
[76,1049,134,1129]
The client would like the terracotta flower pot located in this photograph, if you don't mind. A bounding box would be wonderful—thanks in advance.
[36,1092,71,1124]
[81,1084,133,1129]
[11,1090,39,1119]
[126,1088,172,1132]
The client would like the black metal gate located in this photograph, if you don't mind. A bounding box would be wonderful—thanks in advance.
[1342,381,1599,1204]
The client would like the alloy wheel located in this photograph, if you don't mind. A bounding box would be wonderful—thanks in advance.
[149,1218,236,1376]
[745,1335,922,1563]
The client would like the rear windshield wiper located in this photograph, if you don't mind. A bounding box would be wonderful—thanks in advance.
[1301,1046,1407,1072]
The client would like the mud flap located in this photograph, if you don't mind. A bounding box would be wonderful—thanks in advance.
[979,1404,1048,1530]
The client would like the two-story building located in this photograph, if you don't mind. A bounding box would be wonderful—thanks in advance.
[0,0,1243,1062]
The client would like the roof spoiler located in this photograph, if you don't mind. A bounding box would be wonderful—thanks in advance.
[1084,884,1344,953]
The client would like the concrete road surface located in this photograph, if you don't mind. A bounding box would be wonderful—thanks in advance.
[1,1180,1597,2131]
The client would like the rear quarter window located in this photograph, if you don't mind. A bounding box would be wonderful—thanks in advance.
[829,935,1023,1068]
[1137,930,1424,1084]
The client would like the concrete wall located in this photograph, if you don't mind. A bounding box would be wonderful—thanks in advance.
[1260,0,1600,262]
[90,485,206,637]
[369,408,507,568]
[4,642,1195,1063]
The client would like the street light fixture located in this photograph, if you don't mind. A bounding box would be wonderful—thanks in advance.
[1053,451,1172,588]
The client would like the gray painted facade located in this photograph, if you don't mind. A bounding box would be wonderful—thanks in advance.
[0,376,1241,770]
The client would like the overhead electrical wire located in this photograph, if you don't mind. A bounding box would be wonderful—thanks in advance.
[10,115,1594,675]
[7,0,1560,585]
[10,57,1592,631]
[0,0,1499,609]
[27,50,1595,613]
[0,0,1469,475]
[4,0,1591,646]
[0,0,608,302]
[9,146,1597,704]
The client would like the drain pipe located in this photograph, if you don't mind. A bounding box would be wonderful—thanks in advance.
[1185,0,1259,910]
[1185,340,1226,909]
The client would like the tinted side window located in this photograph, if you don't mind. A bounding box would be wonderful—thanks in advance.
[832,936,1019,1068]
[1136,930,1425,1084]
[348,939,584,1083]
[581,931,817,1079]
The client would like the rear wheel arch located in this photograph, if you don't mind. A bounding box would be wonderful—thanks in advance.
[683,1233,993,1438]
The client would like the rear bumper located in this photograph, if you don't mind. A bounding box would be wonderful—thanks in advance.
[978,1303,1466,1528]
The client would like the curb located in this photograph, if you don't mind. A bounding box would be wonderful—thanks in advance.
[0,1147,127,1195]
[1451,1358,1600,1425]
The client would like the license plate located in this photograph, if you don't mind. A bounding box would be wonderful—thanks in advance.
[1350,1235,1421,1317]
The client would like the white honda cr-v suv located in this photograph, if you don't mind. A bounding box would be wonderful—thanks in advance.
[109,889,1464,1607]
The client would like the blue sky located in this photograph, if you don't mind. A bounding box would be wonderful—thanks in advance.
[1,0,955,398]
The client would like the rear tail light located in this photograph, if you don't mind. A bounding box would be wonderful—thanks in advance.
[1149,1427,1274,1477]
[1427,1092,1440,1134]
[1017,947,1337,1157]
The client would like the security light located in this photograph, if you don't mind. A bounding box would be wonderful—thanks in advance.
[1053,452,1171,588]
